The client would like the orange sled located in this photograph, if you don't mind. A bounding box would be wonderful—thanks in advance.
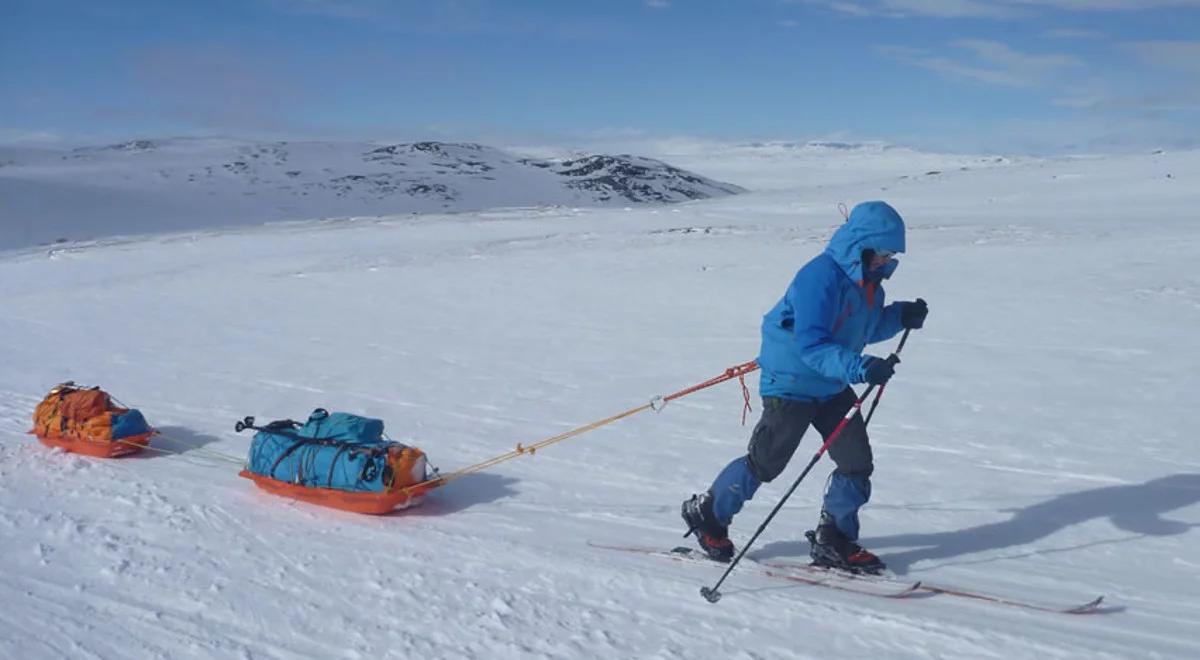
[32,430,155,458]
[238,470,442,515]
[31,382,155,458]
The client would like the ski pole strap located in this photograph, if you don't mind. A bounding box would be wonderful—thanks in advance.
[864,328,910,425]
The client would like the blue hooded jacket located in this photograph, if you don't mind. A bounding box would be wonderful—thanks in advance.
[758,201,907,401]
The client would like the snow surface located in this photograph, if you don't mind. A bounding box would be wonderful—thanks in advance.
[1,144,1198,659]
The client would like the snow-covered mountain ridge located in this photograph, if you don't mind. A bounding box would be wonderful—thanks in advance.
[0,138,744,249]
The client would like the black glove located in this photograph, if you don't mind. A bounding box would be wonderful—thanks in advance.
[901,298,928,329]
[862,355,897,385]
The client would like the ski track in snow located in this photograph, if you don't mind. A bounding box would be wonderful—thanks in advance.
[2,148,1199,658]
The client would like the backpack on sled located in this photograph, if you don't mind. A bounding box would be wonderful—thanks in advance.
[30,382,155,457]
[236,408,438,514]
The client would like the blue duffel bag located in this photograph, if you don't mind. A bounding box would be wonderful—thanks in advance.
[244,409,402,493]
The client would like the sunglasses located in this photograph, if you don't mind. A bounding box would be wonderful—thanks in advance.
[874,250,897,260]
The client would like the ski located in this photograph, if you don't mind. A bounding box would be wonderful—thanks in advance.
[761,559,1108,615]
[917,582,1104,614]
[590,542,1107,614]
[588,542,922,600]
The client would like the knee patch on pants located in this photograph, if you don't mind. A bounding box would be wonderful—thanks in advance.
[746,399,814,483]
[825,419,873,477]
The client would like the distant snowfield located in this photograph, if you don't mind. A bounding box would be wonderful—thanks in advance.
[0,138,742,251]
[1,144,1198,659]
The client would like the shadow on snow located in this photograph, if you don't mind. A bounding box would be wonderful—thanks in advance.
[750,473,1200,574]
[401,471,521,517]
[122,425,228,460]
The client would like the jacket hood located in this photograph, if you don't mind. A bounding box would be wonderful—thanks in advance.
[824,201,906,282]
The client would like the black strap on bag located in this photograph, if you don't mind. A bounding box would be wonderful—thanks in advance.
[235,414,390,486]
[234,416,302,434]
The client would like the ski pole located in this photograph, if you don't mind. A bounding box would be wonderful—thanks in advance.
[699,330,911,604]
[864,328,911,425]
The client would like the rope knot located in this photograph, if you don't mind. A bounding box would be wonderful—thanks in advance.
[738,372,752,426]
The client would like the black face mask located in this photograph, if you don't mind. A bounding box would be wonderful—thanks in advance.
[861,249,883,283]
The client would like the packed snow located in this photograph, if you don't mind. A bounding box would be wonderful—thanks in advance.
[1,143,1198,659]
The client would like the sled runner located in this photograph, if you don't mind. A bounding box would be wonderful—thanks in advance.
[237,470,440,514]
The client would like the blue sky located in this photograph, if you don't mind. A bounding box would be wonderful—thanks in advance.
[2,0,1199,153]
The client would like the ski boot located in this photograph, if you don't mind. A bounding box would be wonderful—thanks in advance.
[681,492,735,562]
[805,511,886,575]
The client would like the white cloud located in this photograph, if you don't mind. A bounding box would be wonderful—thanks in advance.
[878,0,1016,17]
[980,115,1200,153]
[799,0,1017,18]
[1124,41,1200,76]
[262,0,613,39]
[1052,81,1114,109]
[646,0,671,8]
[823,2,877,16]
[264,0,383,20]
[1049,44,1200,112]
[803,0,1200,19]
[1011,1,1200,10]
[881,40,1081,88]
[0,128,63,145]
[954,38,1082,71]
[1041,28,1106,39]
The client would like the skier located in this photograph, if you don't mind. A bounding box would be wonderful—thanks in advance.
[681,201,928,573]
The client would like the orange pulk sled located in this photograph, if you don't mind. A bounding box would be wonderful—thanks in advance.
[30,382,156,458]
[235,409,439,514]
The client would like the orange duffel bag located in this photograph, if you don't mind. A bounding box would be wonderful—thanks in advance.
[31,382,155,457]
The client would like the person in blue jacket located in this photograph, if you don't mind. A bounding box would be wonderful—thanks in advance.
[681,201,928,573]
